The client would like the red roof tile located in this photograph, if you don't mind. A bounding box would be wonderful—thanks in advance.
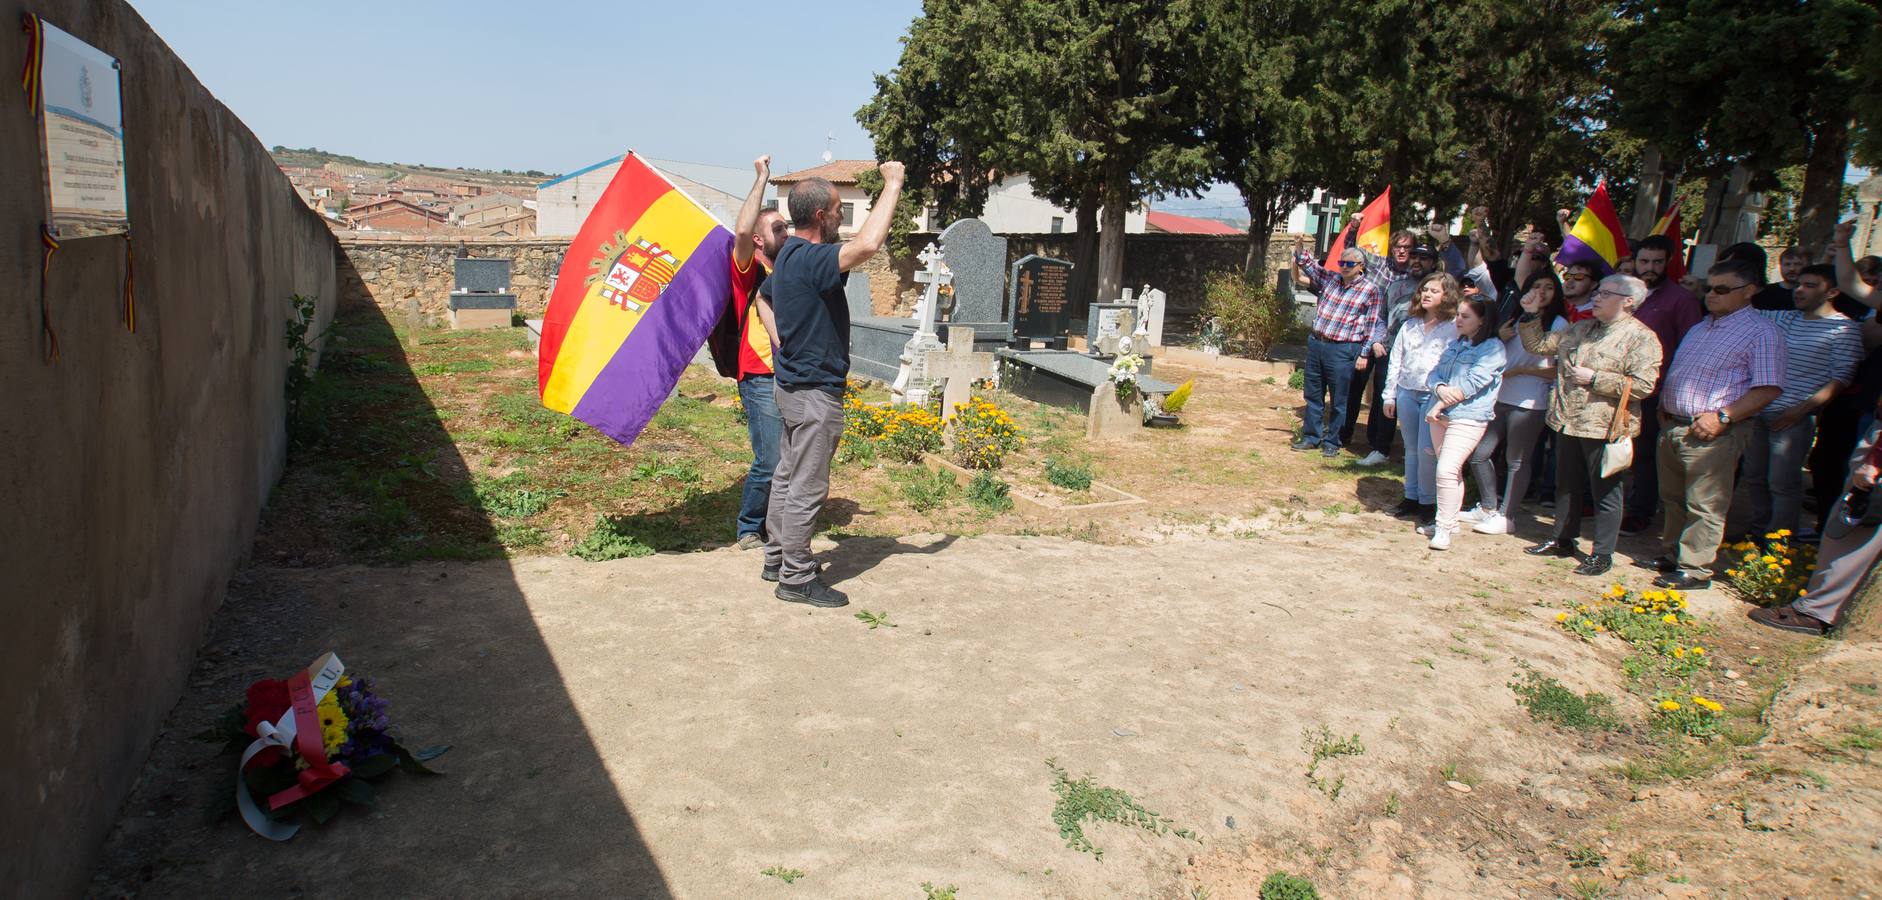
[1146,210,1243,235]
[771,160,878,186]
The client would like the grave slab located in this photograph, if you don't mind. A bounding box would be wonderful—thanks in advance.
[937,218,1011,340]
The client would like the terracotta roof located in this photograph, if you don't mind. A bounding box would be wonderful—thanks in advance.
[771,160,877,186]
[1145,210,1243,235]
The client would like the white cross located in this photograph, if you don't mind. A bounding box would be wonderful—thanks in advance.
[894,243,953,404]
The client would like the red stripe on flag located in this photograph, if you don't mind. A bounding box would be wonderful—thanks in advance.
[537,153,675,392]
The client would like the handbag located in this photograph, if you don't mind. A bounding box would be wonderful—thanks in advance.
[1599,376,1635,478]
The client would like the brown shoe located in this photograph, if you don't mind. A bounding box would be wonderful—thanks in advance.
[1748,606,1830,636]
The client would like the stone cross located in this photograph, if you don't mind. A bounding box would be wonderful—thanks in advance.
[893,243,952,405]
[922,326,996,421]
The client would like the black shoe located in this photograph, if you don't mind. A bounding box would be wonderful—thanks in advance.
[1632,556,1677,573]
[1291,438,1318,452]
[775,579,849,608]
[1653,572,1711,591]
[1418,503,1436,523]
[1525,540,1579,558]
[1392,498,1421,519]
[1573,554,1613,577]
[1321,445,1340,458]
[1618,516,1651,537]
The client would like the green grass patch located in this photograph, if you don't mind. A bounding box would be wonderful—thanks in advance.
[1045,759,1195,859]
[1260,871,1319,900]
[1302,725,1364,800]
[1510,665,1617,731]
[1044,457,1093,492]
[413,358,496,376]
[759,866,804,884]
[966,471,1014,515]
[893,466,957,512]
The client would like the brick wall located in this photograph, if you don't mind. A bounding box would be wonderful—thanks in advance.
[334,234,566,316]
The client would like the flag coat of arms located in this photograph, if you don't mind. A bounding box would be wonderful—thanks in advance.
[537,152,734,446]
[1558,182,1630,275]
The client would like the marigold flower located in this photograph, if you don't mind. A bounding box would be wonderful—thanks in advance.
[1777,529,1792,537]
[1691,647,1704,656]
[1662,613,1679,624]
[1555,612,1569,622]
[1632,606,1645,614]
[1660,700,1681,712]
[1674,647,1686,658]
[1761,555,1777,564]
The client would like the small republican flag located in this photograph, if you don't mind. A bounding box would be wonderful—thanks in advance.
[1649,207,1686,283]
[1557,182,1630,275]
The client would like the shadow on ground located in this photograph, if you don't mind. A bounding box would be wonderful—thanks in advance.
[90,264,674,897]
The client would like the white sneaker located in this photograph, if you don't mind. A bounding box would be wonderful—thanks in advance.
[1458,505,1487,523]
[1357,450,1389,467]
[1472,513,1509,535]
[1428,528,1453,550]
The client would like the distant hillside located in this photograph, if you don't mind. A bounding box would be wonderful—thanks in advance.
[269,146,558,190]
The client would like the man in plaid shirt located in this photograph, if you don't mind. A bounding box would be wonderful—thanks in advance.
[1293,236,1388,457]
[1644,256,1786,590]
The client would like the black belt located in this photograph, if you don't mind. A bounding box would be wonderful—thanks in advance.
[1664,414,1695,425]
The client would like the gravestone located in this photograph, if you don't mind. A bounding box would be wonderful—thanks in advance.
[844,270,874,320]
[448,257,515,330]
[1007,255,1074,348]
[924,326,997,421]
[893,243,951,406]
[1087,381,1143,440]
[1134,285,1167,348]
[938,218,1011,339]
[1086,302,1137,356]
[454,257,511,294]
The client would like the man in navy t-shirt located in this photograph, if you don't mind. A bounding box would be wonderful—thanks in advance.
[760,161,905,608]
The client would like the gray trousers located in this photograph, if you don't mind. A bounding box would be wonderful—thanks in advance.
[763,385,844,585]
[1794,424,1882,627]
[1740,415,1816,535]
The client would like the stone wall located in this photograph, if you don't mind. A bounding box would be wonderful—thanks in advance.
[337,230,1293,334]
[334,234,565,317]
[0,1,340,894]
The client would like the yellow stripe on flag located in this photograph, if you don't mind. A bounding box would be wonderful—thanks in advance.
[1570,216,1620,266]
[542,191,718,412]
[1356,224,1391,257]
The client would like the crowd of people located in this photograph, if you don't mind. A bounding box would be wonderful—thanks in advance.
[1292,211,1882,638]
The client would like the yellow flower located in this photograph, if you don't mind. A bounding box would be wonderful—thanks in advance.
[1777,529,1792,537]
[1769,563,1782,571]
[1662,613,1679,624]
[1761,555,1777,564]
[1556,612,1569,622]
[1581,619,1594,629]
[1660,700,1681,712]
[1799,588,1809,596]
[1726,570,1739,577]
[1607,584,1627,598]
[1595,625,1606,633]
[1632,606,1645,614]
[1691,647,1704,656]
[1673,647,1686,658]
[316,690,350,758]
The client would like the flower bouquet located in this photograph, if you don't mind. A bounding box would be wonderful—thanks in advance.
[198,652,448,840]
[1107,352,1144,402]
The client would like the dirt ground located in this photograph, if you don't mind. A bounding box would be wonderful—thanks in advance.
[90,351,1882,898]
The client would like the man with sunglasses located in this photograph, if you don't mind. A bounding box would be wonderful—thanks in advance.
[1560,261,1602,322]
[1294,236,1388,458]
[1619,235,1704,536]
[1645,256,1786,590]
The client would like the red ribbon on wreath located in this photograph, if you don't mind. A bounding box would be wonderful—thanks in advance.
[21,13,44,118]
[266,668,350,810]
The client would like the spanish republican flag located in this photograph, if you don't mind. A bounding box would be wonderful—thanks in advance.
[1558,182,1630,275]
[1324,187,1391,268]
[1650,206,1686,282]
[538,152,733,446]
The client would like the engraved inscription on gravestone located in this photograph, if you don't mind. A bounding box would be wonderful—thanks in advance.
[1007,255,1074,341]
[35,21,130,239]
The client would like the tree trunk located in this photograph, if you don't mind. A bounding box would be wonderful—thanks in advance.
[1243,189,1278,285]
[1798,115,1851,261]
[1068,185,1100,319]
[1097,165,1128,303]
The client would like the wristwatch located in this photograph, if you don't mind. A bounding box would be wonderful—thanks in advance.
[1717,410,1733,426]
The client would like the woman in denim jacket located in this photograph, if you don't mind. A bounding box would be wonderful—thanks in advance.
[1421,295,1506,549]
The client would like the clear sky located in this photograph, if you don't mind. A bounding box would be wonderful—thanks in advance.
[125,0,924,177]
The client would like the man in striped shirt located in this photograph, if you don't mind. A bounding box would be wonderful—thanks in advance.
[1294,237,1387,458]
[1742,264,1862,537]
[1646,257,1786,590]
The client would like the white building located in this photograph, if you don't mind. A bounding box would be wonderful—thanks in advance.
[536,155,774,237]
[771,161,1146,236]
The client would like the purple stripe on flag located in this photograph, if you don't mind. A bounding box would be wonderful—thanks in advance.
[1556,234,1615,275]
[571,228,734,445]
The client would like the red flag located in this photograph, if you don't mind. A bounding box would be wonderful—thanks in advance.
[1324,188,1392,268]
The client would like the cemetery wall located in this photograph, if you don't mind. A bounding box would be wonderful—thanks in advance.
[0,1,341,893]
[336,234,565,316]
[336,231,1292,333]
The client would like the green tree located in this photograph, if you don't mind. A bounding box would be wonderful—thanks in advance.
[1606,0,1881,255]
[860,0,1212,307]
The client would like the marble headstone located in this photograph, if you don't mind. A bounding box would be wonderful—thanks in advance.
[844,270,874,319]
[1086,302,1137,354]
[1008,254,1074,342]
[454,257,511,294]
[938,218,1010,337]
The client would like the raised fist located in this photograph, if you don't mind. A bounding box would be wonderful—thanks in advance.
[1835,219,1856,244]
[1472,205,1489,222]
[1556,208,1572,224]
[754,154,771,175]
[879,160,906,184]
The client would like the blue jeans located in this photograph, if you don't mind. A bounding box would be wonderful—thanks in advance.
[1396,387,1436,503]
[1302,336,1364,450]
[736,376,782,539]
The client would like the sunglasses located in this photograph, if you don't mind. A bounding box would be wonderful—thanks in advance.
[1563,274,1593,282]
[1707,283,1751,295]
[1338,260,1364,269]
